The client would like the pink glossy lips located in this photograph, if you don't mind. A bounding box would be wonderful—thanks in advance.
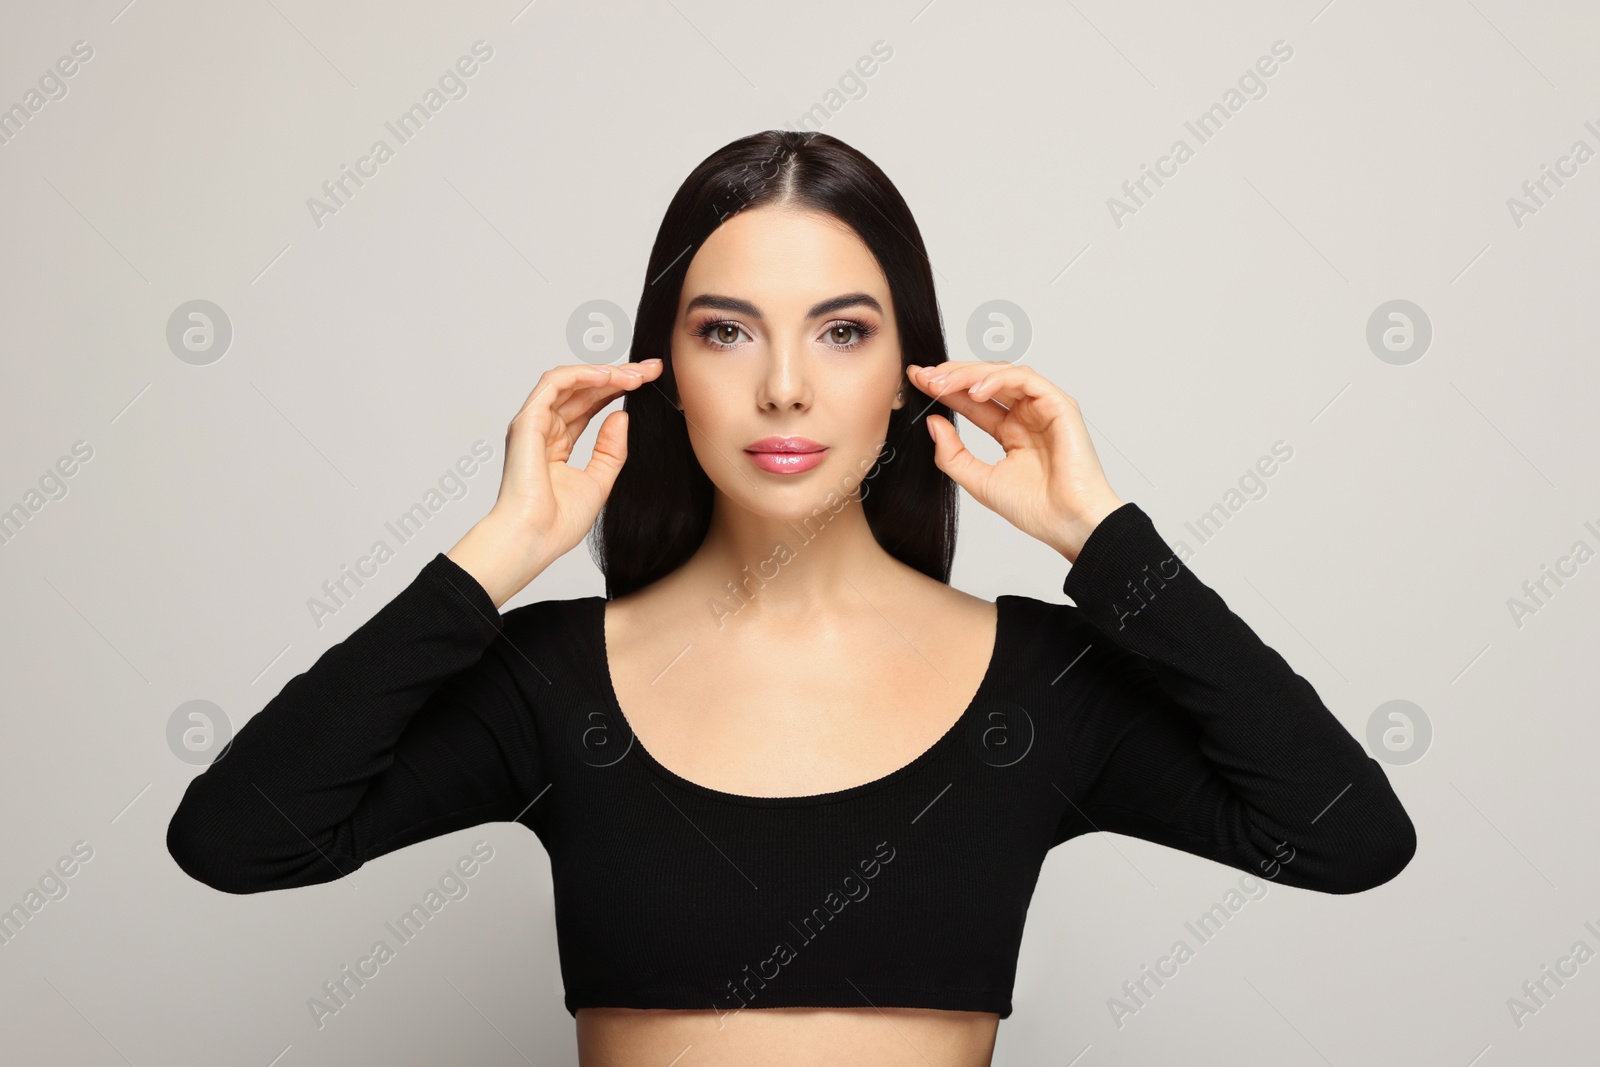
[745,436,828,474]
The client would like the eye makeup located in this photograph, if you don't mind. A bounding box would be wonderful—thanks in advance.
[688,317,878,351]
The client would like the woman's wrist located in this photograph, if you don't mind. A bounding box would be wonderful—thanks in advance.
[1050,495,1127,565]
[446,516,558,610]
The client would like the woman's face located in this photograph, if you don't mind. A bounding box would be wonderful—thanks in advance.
[671,204,906,519]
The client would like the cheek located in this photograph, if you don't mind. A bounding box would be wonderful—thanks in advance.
[822,387,897,457]
[673,357,733,415]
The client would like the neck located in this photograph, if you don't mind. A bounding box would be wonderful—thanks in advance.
[677,487,909,622]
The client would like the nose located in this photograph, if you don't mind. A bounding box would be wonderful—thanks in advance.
[757,334,811,412]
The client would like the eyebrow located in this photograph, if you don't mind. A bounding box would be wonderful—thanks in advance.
[683,292,884,321]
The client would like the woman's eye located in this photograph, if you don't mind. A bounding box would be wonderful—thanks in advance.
[694,319,873,349]
[824,321,875,349]
[695,321,749,347]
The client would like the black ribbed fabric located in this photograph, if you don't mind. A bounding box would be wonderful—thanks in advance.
[167,502,1415,1019]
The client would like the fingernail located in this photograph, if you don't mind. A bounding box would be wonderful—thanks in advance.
[642,358,663,365]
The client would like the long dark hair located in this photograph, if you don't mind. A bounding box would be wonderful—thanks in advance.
[592,130,958,599]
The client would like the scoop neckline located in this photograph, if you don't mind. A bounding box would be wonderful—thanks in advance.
[589,592,1010,809]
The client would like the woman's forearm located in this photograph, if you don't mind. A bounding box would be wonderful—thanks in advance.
[447,514,559,609]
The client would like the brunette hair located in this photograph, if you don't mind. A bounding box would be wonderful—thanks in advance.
[592,130,958,598]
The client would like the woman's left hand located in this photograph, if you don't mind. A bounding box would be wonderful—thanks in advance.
[909,361,1126,563]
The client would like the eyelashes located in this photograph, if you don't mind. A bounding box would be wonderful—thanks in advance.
[690,318,878,351]
[690,320,750,348]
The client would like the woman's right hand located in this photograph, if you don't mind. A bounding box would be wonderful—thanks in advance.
[447,358,665,608]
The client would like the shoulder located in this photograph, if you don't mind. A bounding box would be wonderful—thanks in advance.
[995,590,1151,692]
[499,593,596,635]
[490,594,606,674]
[997,588,1083,629]
[924,581,998,627]
[998,591,1091,658]
[895,564,996,618]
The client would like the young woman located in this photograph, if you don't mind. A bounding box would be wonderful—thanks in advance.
[167,130,1416,1066]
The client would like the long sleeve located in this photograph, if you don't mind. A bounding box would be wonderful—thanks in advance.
[166,553,546,894]
[1053,502,1416,894]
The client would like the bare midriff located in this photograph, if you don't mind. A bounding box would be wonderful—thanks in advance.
[576,1006,1001,1067]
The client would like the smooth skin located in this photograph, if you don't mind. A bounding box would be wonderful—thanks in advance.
[448,205,1124,1066]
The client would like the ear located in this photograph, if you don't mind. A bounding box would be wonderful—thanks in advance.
[891,377,908,410]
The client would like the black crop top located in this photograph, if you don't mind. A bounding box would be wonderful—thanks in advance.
[166,502,1416,1019]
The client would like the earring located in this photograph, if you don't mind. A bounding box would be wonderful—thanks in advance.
[895,390,904,402]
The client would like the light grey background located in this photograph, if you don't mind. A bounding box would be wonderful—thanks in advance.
[2,0,1596,1063]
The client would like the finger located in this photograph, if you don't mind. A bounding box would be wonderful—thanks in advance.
[927,362,1058,407]
[925,412,992,505]
[512,364,613,427]
[513,363,651,447]
[913,377,1008,439]
[553,361,672,460]
[908,363,1015,433]
[581,409,630,498]
[908,360,1017,402]
[554,362,657,424]
[907,359,1012,393]
[503,365,620,481]
[548,362,653,417]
